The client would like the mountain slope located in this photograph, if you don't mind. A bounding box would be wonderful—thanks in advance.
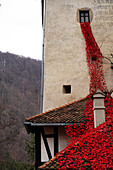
[0,51,41,162]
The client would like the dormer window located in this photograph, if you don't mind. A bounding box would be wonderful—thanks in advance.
[80,11,90,23]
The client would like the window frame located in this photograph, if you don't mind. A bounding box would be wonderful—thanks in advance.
[79,10,90,23]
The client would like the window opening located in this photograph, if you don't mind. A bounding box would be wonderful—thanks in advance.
[63,85,71,94]
[80,11,90,23]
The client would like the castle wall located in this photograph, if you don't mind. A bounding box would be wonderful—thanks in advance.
[43,0,113,112]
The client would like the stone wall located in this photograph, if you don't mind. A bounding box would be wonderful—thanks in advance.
[43,0,113,112]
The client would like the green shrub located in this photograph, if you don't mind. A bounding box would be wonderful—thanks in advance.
[0,153,34,170]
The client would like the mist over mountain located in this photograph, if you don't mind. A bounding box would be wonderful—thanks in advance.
[0,52,41,162]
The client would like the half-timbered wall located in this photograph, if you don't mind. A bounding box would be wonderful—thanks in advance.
[41,126,67,162]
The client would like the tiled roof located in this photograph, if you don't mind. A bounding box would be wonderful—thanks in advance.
[38,156,58,170]
[26,97,87,124]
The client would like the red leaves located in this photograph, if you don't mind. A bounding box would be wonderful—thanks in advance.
[57,22,113,169]
[81,22,108,94]
[57,115,113,169]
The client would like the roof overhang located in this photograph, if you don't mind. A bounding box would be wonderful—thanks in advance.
[24,122,80,134]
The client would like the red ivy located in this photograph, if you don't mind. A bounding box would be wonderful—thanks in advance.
[57,116,113,170]
[81,22,108,94]
[57,22,113,169]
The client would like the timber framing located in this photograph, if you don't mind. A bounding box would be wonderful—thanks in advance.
[33,126,59,170]
[40,127,52,160]
[35,127,41,170]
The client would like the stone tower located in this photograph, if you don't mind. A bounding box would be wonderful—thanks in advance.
[42,0,113,112]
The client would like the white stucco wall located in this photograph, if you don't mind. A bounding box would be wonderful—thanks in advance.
[58,126,67,152]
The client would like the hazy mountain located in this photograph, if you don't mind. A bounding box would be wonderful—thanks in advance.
[0,52,41,162]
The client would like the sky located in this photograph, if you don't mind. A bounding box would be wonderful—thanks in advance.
[0,0,42,60]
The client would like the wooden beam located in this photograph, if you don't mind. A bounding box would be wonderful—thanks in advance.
[45,134,54,138]
[54,126,58,155]
[40,127,52,160]
[35,127,41,170]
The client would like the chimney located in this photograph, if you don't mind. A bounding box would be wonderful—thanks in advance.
[93,89,105,128]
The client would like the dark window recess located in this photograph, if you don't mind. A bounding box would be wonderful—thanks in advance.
[80,11,90,23]
[63,85,71,94]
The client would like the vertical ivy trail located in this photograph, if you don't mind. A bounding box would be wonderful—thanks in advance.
[80,22,108,94]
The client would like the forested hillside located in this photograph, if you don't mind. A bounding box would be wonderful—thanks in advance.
[0,52,41,162]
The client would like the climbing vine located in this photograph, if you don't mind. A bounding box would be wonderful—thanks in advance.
[81,22,108,94]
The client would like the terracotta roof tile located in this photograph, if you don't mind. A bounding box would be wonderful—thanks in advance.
[26,97,87,124]
[38,156,58,170]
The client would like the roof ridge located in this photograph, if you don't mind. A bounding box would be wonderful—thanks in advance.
[26,95,88,121]
[38,156,57,169]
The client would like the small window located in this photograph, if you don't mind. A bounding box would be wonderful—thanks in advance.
[63,85,71,94]
[80,11,90,23]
